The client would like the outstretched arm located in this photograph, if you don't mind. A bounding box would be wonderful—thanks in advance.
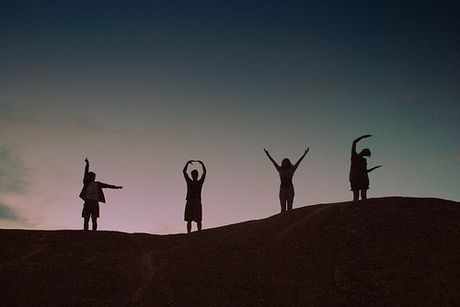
[352,135,371,156]
[293,148,309,172]
[197,160,207,182]
[367,165,382,173]
[264,149,280,171]
[99,183,123,189]
[183,160,193,181]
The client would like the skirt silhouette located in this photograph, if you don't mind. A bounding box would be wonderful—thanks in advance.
[184,199,202,222]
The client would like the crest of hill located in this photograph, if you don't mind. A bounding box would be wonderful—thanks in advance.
[0,197,459,306]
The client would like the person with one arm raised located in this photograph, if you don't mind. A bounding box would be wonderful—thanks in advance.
[264,148,309,213]
[349,135,382,201]
[183,160,207,233]
[79,158,122,231]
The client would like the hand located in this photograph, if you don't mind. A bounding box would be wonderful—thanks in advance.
[197,160,203,164]
[355,134,371,142]
[117,186,123,189]
[368,165,382,173]
[187,160,194,164]
[264,148,269,155]
[85,157,89,164]
[305,148,310,155]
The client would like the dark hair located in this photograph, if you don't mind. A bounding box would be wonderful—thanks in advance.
[88,172,96,181]
[361,148,371,157]
[191,169,199,180]
[281,158,292,168]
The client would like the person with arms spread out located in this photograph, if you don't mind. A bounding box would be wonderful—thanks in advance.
[79,158,122,231]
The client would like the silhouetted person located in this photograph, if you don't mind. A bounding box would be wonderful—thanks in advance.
[264,148,309,213]
[79,158,122,231]
[350,135,382,201]
[183,160,207,233]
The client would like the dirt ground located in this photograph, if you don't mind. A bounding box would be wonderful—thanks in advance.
[1,197,459,306]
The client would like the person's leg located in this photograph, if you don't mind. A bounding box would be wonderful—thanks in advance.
[83,218,89,231]
[287,191,294,211]
[279,190,287,213]
[197,222,202,231]
[361,189,367,200]
[187,221,192,233]
[280,199,287,213]
[353,190,359,201]
[91,216,97,231]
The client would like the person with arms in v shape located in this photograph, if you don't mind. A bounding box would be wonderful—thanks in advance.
[264,148,309,213]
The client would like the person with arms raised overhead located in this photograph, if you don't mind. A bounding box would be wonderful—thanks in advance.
[79,158,122,231]
[264,148,309,213]
[183,160,207,233]
[350,135,382,201]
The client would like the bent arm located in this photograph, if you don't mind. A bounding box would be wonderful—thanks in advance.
[183,160,192,181]
[293,148,309,172]
[352,135,371,157]
[198,160,207,182]
[367,165,382,173]
[351,140,358,157]
[264,149,280,171]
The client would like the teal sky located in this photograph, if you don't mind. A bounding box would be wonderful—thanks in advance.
[1,1,459,233]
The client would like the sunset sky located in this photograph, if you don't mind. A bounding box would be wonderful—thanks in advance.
[1,1,459,233]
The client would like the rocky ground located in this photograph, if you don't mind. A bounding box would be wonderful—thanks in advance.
[1,197,459,306]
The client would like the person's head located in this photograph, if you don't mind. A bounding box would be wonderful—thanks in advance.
[360,148,371,157]
[191,169,199,181]
[281,158,292,168]
[88,171,96,182]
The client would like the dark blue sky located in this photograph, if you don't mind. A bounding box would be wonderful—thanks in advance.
[2,1,459,84]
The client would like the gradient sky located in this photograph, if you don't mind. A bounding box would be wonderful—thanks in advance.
[1,1,459,233]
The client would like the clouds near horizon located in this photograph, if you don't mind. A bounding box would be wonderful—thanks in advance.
[0,146,28,224]
[0,147,28,194]
[0,203,20,221]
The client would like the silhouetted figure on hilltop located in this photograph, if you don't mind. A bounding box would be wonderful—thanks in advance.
[79,158,122,231]
[183,160,206,233]
[264,148,309,212]
[350,135,382,201]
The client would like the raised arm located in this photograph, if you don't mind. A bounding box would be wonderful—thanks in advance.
[352,135,371,157]
[183,160,193,181]
[197,160,207,182]
[293,148,309,172]
[264,149,280,171]
[83,158,90,183]
[367,165,382,173]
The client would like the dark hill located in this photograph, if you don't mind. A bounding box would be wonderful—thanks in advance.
[1,197,459,306]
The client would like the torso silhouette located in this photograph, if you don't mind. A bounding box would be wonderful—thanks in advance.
[85,182,99,201]
[350,154,368,186]
[279,168,294,188]
[186,180,203,200]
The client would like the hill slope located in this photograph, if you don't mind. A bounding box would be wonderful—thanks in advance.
[1,197,459,306]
